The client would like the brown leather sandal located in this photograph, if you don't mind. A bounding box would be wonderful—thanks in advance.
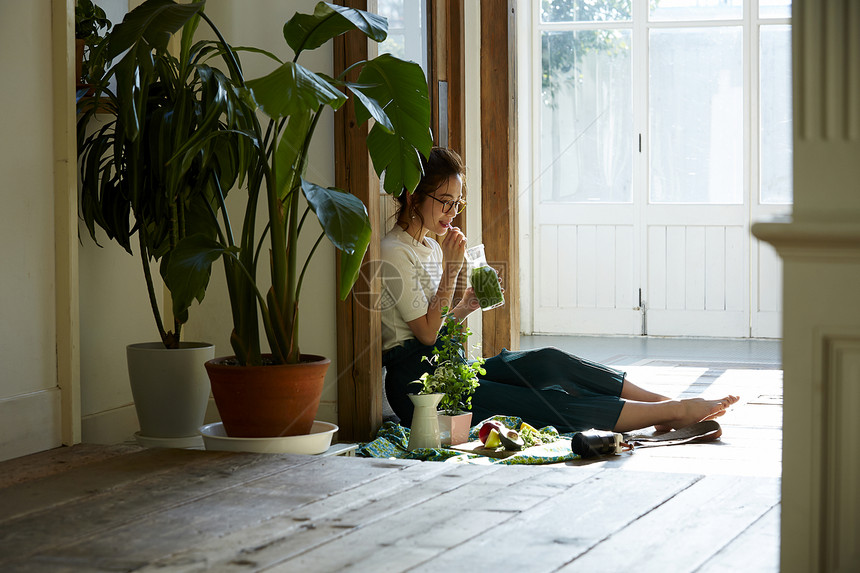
[624,420,722,448]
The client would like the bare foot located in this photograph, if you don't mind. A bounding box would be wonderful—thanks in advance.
[664,395,739,430]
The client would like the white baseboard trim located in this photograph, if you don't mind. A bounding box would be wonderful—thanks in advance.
[82,398,222,445]
[0,388,62,462]
[81,403,139,445]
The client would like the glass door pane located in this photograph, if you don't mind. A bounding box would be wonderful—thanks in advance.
[760,25,793,204]
[377,0,428,73]
[760,0,792,19]
[649,27,743,204]
[540,29,633,203]
[650,0,743,22]
[376,0,428,228]
[541,0,631,23]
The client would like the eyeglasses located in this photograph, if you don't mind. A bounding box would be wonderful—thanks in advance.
[427,195,467,215]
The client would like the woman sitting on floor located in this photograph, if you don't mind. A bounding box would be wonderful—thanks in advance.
[381,147,739,433]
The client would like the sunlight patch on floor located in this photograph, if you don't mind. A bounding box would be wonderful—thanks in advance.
[568,361,783,478]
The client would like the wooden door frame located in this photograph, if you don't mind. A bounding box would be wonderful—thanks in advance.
[333,0,379,443]
[429,0,466,157]
[480,0,519,356]
[55,0,81,446]
[429,0,469,302]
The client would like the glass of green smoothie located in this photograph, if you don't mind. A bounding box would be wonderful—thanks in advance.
[465,244,504,311]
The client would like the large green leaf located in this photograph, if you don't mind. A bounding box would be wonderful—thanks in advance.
[353,54,432,195]
[106,0,204,60]
[346,83,393,132]
[301,180,370,255]
[338,222,371,301]
[171,65,230,176]
[353,55,430,131]
[178,4,202,67]
[165,234,229,320]
[283,1,387,57]
[111,44,147,141]
[275,109,313,201]
[246,61,346,120]
[367,124,425,195]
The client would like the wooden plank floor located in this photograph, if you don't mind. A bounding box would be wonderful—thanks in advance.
[0,361,782,572]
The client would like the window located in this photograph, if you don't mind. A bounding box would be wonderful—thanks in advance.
[527,1,792,338]
[376,0,428,71]
[376,0,429,231]
[539,2,632,204]
[759,24,792,204]
[537,0,793,205]
[649,26,743,204]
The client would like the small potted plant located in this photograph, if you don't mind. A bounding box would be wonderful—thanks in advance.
[416,311,486,446]
[74,0,111,94]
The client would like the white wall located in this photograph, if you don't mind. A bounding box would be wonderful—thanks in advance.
[0,0,62,460]
[78,227,159,442]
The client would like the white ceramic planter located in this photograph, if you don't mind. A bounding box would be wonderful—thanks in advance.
[199,421,338,454]
[127,342,215,445]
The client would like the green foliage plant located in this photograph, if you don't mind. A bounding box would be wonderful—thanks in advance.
[75,0,113,83]
[417,311,486,415]
[75,0,111,39]
[164,1,433,366]
[76,0,248,348]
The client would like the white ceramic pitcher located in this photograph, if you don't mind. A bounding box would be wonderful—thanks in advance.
[407,393,443,450]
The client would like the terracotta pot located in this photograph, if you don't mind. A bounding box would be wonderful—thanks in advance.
[75,38,85,86]
[438,411,473,446]
[74,38,95,96]
[205,354,329,438]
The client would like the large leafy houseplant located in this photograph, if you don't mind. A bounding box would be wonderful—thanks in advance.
[76,1,257,442]
[165,0,433,367]
[77,0,247,349]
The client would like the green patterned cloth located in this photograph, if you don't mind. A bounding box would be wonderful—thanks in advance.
[356,415,580,465]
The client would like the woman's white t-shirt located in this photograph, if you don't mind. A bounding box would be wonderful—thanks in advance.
[380,225,443,351]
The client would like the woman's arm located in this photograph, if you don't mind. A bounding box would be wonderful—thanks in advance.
[405,227,470,345]
[406,264,462,345]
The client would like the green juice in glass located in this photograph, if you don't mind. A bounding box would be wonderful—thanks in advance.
[465,244,504,310]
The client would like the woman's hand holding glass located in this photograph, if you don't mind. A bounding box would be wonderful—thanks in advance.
[458,287,482,313]
[454,274,505,319]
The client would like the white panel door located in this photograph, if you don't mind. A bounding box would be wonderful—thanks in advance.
[643,208,748,337]
[528,1,790,339]
[534,205,641,335]
[531,12,641,336]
